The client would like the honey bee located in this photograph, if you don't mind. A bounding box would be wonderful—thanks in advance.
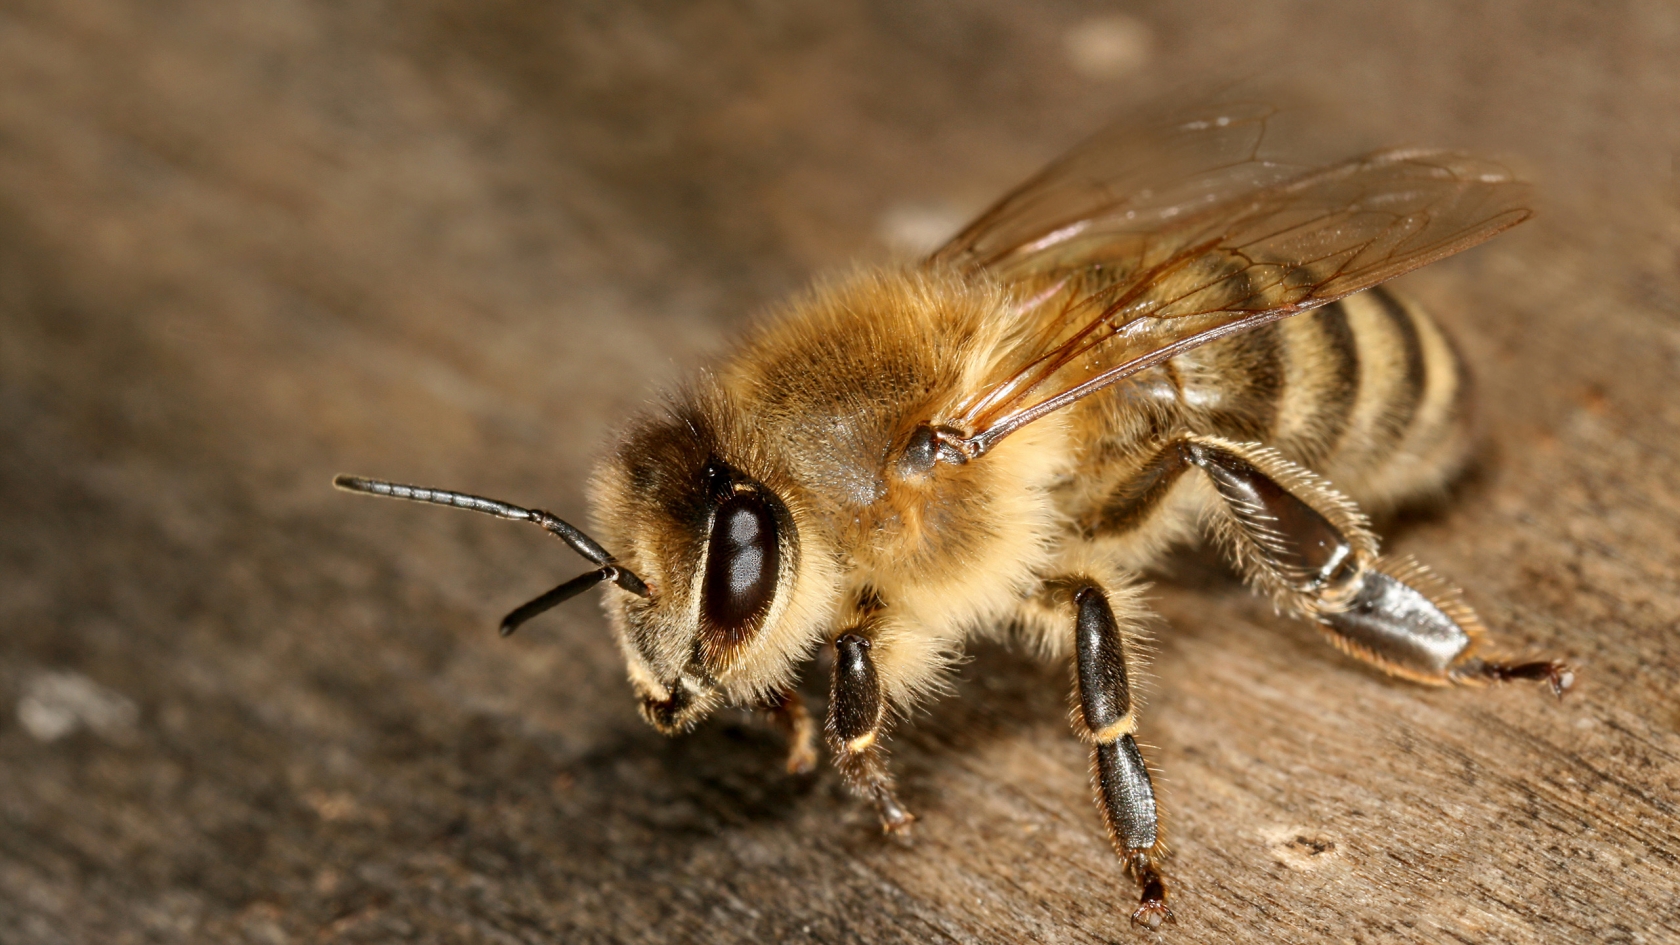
[336,98,1572,930]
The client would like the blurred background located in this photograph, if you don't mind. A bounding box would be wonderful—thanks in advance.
[2,2,1678,943]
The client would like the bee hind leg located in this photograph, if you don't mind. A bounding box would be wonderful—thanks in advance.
[1052,577,1173,929]
[1176,435,1573,695]
[826,633,916,834]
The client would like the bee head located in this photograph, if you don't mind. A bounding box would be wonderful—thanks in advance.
[590,394,833,735]
[333,381,836,736]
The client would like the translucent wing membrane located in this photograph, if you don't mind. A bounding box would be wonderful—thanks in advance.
[929,100,1532,457]
[933,99,1290,273]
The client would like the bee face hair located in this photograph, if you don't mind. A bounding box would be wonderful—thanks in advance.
[588,387,831,733]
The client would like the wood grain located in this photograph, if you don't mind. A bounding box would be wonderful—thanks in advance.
[2,1,1677,942]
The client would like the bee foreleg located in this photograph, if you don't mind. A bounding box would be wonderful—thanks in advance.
[760,688,818,775]
[1178,436,1573,695]
[826,633,915,834]
[1066,581,1173,930]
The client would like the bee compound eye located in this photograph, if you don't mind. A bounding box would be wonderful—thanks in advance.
[700,491,780,647]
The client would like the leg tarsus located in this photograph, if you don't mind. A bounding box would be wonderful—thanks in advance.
[838,747,916,835]
[1453,657,1575,699]
[833,743,916,834]
[762,689,819,775]
[863,767,917,835]
[1128,854,1176,930]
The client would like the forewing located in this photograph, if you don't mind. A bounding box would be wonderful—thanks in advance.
[932,113,1532,454]
[933,99,1296,273]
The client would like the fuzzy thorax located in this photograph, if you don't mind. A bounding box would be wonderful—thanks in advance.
[589,267,1074,722]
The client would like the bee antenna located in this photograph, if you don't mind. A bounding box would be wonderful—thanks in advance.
[496,565,645,636]
[331,475,650,603]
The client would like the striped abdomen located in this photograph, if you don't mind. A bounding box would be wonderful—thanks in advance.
[1078,285,1474,529]
[1274,286,1472,508]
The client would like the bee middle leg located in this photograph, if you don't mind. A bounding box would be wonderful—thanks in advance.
[826,633,916,833]
[1051,576,1174,929]
[1115,435,1571,693]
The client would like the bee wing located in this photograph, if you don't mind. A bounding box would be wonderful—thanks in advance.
[930,104,1532,456]
[932,98,1294,274]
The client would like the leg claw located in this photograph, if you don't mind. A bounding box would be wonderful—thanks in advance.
[1545,662,1577,699]
[880,808,917,837]
[1128,858,1174,931]
[1130,898,1175,931]
[785,743,818,776]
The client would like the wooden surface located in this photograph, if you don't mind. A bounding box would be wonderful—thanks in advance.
[3,2,1679,942]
